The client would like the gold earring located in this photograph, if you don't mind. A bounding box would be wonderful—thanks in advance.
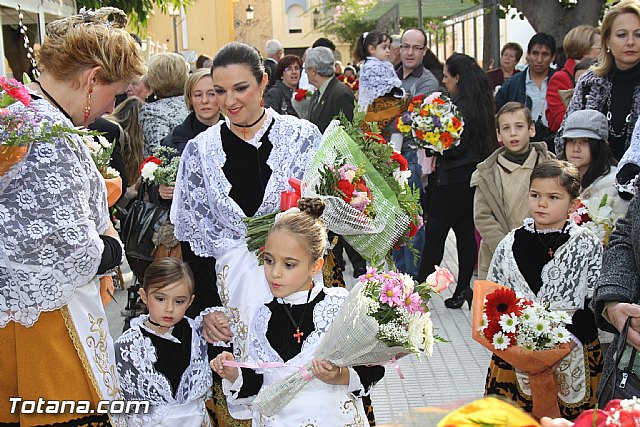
[83,87,93,122]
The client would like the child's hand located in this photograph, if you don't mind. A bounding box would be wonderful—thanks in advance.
[211,352,239,382]
[310,359,348,385]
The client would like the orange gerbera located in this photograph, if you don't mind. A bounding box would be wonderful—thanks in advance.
[432,97,446,105]
[451,116,462,128]
[440,132,454,147]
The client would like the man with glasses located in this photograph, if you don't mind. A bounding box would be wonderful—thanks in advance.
[389,28,439,277]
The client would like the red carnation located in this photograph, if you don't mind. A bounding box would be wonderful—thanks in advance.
[139,155,162,173]
[347,75,355,84]
[336,179,355,203]
[294,88,308,102]
[352,80,359,91]
[0,77,31,107]
[411,94,425,104]
[390,152,408,171]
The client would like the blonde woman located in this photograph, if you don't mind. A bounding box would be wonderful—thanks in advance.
[0,7,146,426]
[139,52,190,156]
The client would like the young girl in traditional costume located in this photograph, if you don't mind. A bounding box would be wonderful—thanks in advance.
[211,198,385,426]
[485,159,603,419]
[354,30,405,130]
[115,258,213,426]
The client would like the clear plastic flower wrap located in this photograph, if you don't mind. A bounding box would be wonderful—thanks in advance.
[301,120,410,262]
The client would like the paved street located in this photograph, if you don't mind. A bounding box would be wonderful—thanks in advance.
[106,232,490,425]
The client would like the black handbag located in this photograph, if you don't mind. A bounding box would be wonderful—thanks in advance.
[598,317,640,407]
[120,183,169,263]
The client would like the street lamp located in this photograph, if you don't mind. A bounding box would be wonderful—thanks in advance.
[313,8,320,30]
[246,5,255,23]
[168,5,181,52]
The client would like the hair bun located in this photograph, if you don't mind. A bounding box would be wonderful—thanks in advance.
[47,7,127,37]
[297,198,325,219]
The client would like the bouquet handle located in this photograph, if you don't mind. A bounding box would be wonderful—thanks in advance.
[472,280,570,420]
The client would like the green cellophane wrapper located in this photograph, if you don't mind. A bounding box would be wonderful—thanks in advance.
[302,121,409,262]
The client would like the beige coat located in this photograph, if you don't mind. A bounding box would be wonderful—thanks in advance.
[471,142,554,279]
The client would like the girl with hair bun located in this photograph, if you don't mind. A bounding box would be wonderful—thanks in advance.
[212,198,384,426]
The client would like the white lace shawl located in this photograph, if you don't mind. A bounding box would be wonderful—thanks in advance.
[114,315,212,424]
[487,221,603,311]
[357,57,402,111]
[0,98,109,327]
[171,109,322,258]
[227,287,349,406]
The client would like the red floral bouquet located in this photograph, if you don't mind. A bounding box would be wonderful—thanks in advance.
[315,160,375,219]
[337,74,359,92]
[291,88,316,118]
[472,281,572,420]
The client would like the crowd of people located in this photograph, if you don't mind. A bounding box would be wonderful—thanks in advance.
[5,0,640,426]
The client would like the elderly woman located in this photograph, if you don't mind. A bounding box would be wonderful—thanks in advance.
[486,42,523,91]
[555,0,640,162]
[139,52,190,156]
[0,8,145,426]
[546,25,601,132]
[263,54,302,116]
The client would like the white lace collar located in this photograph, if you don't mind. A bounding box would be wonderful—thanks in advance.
[131,314,182,344]
[522,217,577,234]
[223,108,275,148]
[277,280,323,305]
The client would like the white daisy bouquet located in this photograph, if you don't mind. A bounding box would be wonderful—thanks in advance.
[471,281,573,420]
[252,267,453,417]
[477,286,572,352]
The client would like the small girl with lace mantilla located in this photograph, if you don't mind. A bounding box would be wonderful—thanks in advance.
[485,159,603,420]
[355,30,404,113]
[114,258,213,427]
[211,198,384,426]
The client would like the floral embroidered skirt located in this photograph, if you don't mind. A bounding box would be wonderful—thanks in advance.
[0,308,110,426]
[484,338,603,420]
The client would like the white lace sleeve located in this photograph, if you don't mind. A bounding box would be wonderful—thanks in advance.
[618,117,640,171]
[194,306,233,348]
[357,57,402,111]
[0,99,109,327]
[584,232,603,300]
[486,234,512,285]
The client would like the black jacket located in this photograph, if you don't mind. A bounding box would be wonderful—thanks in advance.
[308,77,355,133]
[495,66,556,111]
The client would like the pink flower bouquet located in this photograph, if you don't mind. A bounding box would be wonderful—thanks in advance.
[252,267,454,416]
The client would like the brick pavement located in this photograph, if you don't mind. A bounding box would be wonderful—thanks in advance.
[106,232,490,425]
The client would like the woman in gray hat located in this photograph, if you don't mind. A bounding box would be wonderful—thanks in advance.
[560,109,629,223]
